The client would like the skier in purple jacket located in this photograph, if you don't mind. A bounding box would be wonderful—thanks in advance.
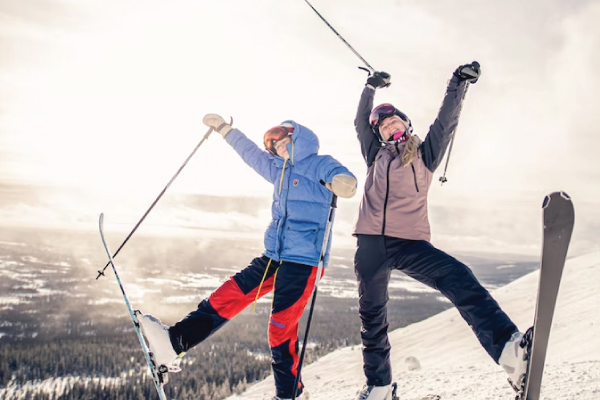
[352,62,528,400]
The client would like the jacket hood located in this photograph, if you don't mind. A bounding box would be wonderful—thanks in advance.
[271,120,319,164]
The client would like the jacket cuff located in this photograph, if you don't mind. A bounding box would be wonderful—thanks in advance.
[224,128,243,146]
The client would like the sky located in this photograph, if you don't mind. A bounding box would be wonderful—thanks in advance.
[220,251,600,400]
[1,0,599,257]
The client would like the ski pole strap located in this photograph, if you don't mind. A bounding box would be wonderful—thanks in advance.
[215,116,234,134]
[216,122,229,133]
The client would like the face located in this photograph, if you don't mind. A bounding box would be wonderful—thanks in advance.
[273,136,292,160]
[379,115,407,141]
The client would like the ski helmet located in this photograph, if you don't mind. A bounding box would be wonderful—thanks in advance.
[369,103,413,138]
[264,123,293,155]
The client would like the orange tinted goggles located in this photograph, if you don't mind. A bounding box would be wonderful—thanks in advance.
[264,125,293,154]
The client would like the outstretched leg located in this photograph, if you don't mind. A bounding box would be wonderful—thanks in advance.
[388,238,518,362]
[169,255,277,354]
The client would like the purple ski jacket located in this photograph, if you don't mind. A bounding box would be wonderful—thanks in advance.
[353,76,468,241]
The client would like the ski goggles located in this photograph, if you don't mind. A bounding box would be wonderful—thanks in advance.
[264,125,293,155]
[369,104,410,129]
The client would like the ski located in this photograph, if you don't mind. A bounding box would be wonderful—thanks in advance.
[516,191,574,400]
[98,213,168,400]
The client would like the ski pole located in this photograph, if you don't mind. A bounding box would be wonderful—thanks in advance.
[96,124,218,279]
[302,0,375,73]
[439,82,470,185]
[99,213,168,399]
[292,188,338,400]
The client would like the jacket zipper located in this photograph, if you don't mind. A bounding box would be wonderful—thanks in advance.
[278,162,290,259]
[382,160,392,235]
[410,163,419,192]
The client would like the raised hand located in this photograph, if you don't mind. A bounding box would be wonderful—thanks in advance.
[453,61,481,84]
[366,71,391,89]
[203,114,233,138]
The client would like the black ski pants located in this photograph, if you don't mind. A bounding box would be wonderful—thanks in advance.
[354,235,518,386]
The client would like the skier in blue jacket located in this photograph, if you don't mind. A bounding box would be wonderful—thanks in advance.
[139,114,357,400]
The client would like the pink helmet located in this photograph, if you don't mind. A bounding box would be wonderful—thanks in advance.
[369,103,413,138]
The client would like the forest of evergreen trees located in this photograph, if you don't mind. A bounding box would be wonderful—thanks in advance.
[1,316,274,400]
[0,294,450,400]
[0,333,265,400]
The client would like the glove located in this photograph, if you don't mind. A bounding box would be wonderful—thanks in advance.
[203,113,233,138]
[366,71,391,89]
[325,174,357,199]
[453,61,481,84]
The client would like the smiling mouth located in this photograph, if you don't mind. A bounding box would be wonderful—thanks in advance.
[391,131,408,142]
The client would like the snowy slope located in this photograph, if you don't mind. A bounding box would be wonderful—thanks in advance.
[225,252,600,400]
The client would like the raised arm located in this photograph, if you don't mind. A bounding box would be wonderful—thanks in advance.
[354,71,391,167]
[225,129,274,182]
[355,87,379,167]
[203,114,274,183]
[421,61,481,172]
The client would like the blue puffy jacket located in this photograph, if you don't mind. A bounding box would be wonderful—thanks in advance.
[225,120,355,267]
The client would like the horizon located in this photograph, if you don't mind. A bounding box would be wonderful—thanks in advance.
[0,181,596,259]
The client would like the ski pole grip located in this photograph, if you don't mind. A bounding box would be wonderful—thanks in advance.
[319,179,338,208]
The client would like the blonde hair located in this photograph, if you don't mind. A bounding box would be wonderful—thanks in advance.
[400,135,421,166]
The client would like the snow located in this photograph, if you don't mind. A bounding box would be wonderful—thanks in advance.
[225,251,600,400]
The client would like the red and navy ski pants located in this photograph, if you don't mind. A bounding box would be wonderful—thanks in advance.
[169,255,322,398]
